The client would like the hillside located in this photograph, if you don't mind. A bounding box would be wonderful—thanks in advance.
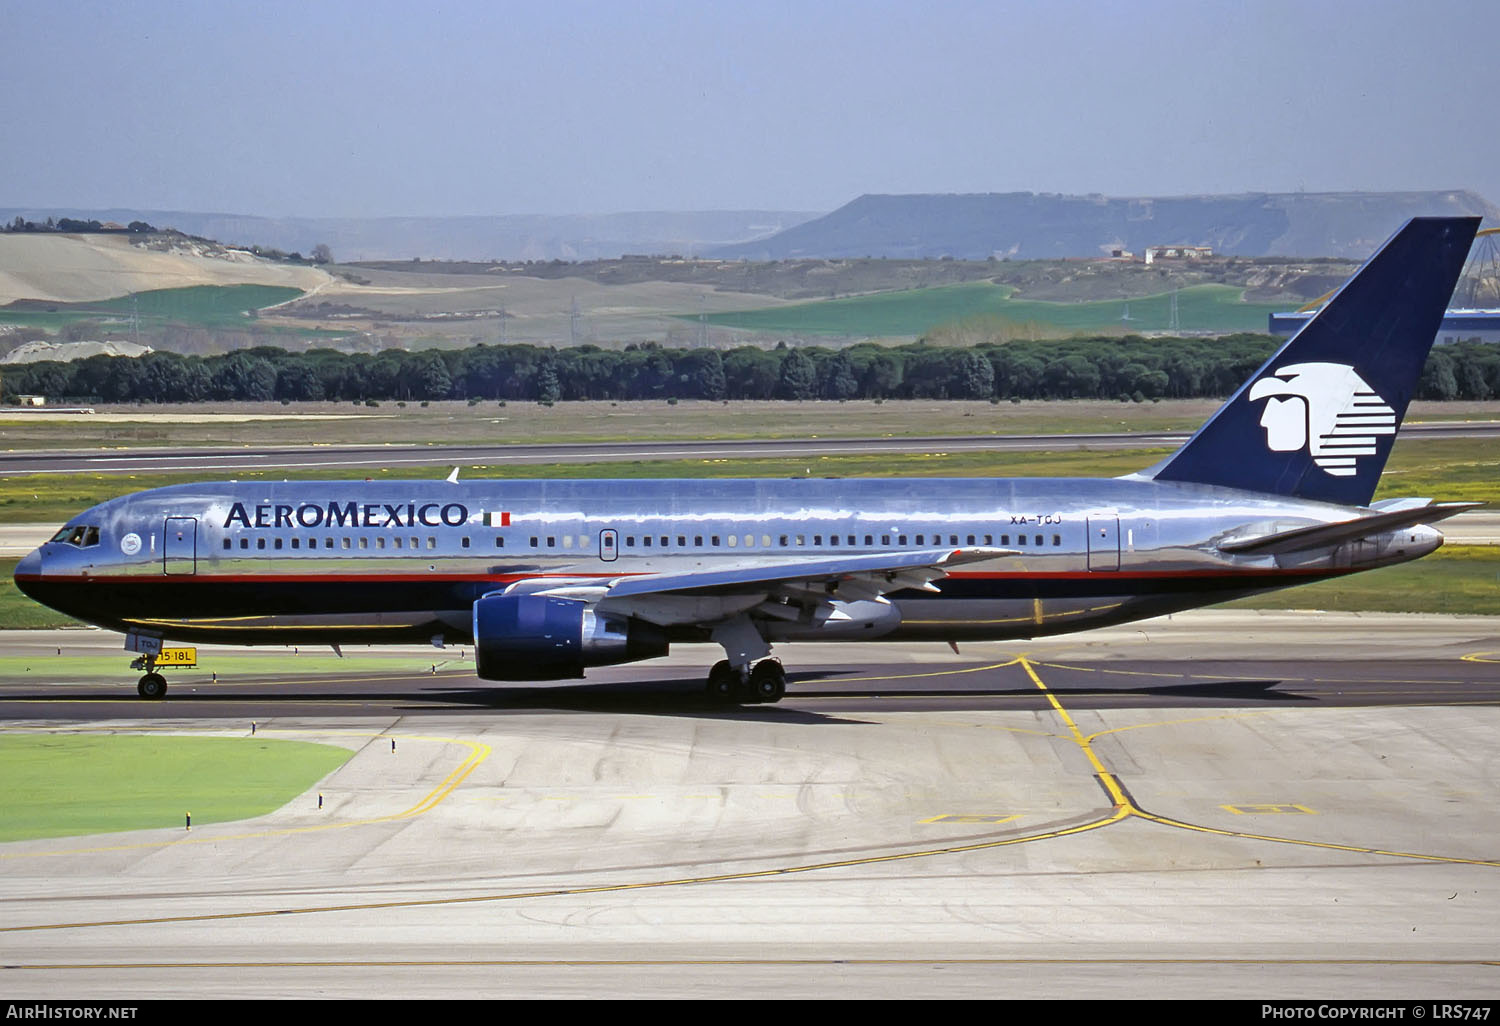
[0,232,330,306]
[0,209,822,263]
[709,190,1500,261]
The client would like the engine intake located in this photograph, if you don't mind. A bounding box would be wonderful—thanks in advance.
[472,593,668,680]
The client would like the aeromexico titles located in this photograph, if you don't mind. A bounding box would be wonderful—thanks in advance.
[15,217,1484,703]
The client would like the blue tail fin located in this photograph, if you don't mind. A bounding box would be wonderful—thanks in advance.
[1150,216,1479,506]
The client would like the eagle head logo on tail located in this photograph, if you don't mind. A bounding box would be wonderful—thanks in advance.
[1246,362,1396,477]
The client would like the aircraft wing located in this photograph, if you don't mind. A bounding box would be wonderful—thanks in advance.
[1216,501,1482,555]
[601,546,1011,599]
[514,546,1014,631]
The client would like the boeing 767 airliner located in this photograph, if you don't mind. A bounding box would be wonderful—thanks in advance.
[14,217,1483,703]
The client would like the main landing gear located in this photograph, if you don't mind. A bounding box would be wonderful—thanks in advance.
[129,653,168,700]
[705,658,787,705]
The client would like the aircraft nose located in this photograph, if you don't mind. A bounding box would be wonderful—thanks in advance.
[13,548,42,596]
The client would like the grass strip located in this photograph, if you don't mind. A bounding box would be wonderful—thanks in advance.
[0,734,353,841]
[1223,545,1500,616]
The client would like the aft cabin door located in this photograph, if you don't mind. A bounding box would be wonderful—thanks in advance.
[1086,515,1120,572]
[163,517,197,575]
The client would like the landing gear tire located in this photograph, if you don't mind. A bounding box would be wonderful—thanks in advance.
[705,658,786,705]
[748,659,786,704]
[137,673,167,700]
[706,660,738,703]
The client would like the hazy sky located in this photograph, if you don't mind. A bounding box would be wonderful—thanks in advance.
[4,0,1498,217]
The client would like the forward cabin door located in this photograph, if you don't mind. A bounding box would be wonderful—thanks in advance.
[163,517,197,575]
[1086,514,1120,572]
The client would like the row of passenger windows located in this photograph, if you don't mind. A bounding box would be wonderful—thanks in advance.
[226,535,442,551]
[602,532,1062,549]
[222,531,1066,552]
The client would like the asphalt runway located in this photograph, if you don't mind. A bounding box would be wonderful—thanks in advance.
[2,610,1499,998]
[1,420,1495,476]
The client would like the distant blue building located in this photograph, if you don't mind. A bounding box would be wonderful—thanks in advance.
[1269,309,1500,343]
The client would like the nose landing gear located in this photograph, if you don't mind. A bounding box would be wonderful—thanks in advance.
[129,653,168,699]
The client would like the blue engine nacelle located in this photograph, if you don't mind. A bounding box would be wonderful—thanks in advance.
[472,593,669,681]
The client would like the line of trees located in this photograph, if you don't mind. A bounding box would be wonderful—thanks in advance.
[5,336,1499,405]
[6,216,157,234]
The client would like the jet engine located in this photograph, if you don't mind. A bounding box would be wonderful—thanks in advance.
[472,593,668,681]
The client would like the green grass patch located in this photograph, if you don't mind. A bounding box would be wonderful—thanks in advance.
[1225,546,1500,615]
[0,558,81,628]
[0,284,304,330]
[1373,438,1500,506]
[0,734,352,841]
[701,282,1285,336]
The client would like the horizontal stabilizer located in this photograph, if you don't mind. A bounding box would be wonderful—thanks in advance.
[1217,501,1483,555]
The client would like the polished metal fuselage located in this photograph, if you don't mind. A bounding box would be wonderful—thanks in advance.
[14,476,1440,647]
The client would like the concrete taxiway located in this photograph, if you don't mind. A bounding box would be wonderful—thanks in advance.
[1,610,1499,999]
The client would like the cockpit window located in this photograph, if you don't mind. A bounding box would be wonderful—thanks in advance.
[51,525,100,547]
